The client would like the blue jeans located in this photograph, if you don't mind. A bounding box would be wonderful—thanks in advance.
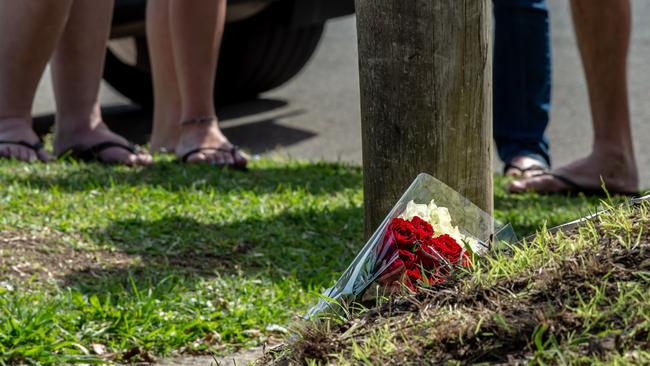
[493,0,551,168]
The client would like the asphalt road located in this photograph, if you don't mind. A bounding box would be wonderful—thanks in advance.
[33,0,650,188]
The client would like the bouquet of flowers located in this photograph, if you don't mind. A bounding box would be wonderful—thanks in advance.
[307,173,514,317]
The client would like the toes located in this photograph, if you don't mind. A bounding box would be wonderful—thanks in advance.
[98,147,152,166]
[185,151,209,164]
[507,175,569,194]
[18,146,37,163]
[505,168,522,178]
[25,150,37,163]
[180,147,247,169]
[207,151,226,166]
[1,145,38,163]
[184,150,229,166]
[125,154,138,167]
[137,152,153,166]
[126,151,153,166]
[233,151,248,167]
[0,146,11,159]
[222,153,234,166]
[8,146,23,161]
[214,151,229,166]
[507,179,529,193]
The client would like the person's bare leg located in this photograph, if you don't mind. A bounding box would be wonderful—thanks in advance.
[0,0,72,162]
[148,0,182,153]
[510,0,638,194]
[169,0,246,166]
[51,0,152,165]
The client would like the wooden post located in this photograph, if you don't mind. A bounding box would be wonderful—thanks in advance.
[356,0,493,238]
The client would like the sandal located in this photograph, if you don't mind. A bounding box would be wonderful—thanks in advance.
[515,172,639,197]
[58,141,142,164]
[0,140,47,161]
[503,161,548,177]
[179,144,248,171]
[503,163,547,176]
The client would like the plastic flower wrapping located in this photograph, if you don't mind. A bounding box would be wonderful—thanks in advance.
[307,173,516,318]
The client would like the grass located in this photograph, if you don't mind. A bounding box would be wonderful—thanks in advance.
[0,157,628,365]
[270,199,650,365]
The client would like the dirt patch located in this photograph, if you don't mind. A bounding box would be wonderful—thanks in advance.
[0,230,135,283]
[266,205,650,365]
[0,229,235,286]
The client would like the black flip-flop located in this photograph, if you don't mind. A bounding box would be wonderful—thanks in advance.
[503,162,548,176]
[0,140,46,161]
[179,144,248,171]
[59,141,141,163]
[532,172,639,197]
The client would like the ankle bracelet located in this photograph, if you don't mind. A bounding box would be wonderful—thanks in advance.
[180,116,217,125]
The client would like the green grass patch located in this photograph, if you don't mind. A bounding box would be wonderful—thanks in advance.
[0,158,623,365]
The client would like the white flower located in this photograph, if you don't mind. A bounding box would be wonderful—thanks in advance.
[399,200,480,253]
[399,200,429,221]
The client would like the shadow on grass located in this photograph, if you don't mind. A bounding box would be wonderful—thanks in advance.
[4,161,362,195]
[65,189,604,297]
[63,205,364,296]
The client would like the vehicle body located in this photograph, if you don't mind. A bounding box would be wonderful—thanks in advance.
[105,0,355,106]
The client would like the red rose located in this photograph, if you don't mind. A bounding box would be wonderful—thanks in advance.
[387,218,417,249]
[406,268,424,283]
[403,268,428,292]
[398,249,418,270]
[386,258,405,275]
[430,234,463,264]
[415,241,442,267]
[410,216,434,240]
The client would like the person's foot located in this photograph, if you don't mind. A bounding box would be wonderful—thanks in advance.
[0,117,51,162]
[176,119,247,168]
[504,155,548,178]
[508,149,638,194]
[54,120,152,166]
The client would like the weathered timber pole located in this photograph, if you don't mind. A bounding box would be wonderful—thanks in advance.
[356,0,493,238]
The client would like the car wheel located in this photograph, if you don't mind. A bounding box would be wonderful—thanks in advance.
[103,3,325,107]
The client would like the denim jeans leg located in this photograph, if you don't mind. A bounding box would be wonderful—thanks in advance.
[493,0,552,167]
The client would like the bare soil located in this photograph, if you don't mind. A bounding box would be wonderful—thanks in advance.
[0,230,134,283]
[0,230,230,286]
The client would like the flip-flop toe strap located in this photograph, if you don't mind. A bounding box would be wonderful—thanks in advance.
[88,141,136,156]
[63,141,138,162]
[504,162,548,175]
[546,173,582,191]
